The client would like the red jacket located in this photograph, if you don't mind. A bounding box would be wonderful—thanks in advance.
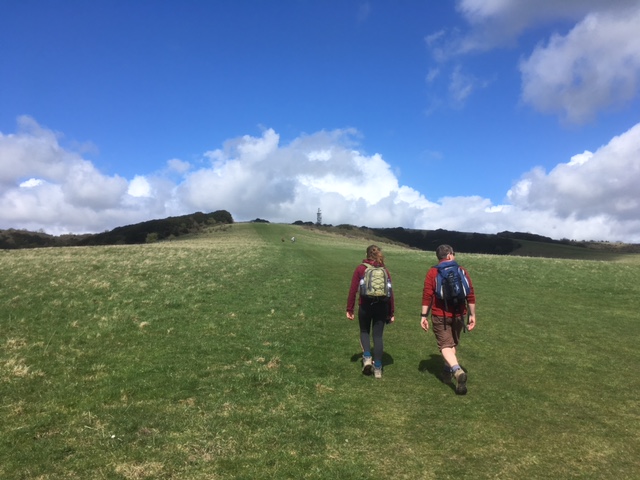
[346,259,395,315]
[422,261,475,318]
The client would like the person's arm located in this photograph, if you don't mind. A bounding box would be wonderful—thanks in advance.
[346,266,361,320]
[463,268,476,330]
[420,309,429,331]
[420,269,434,331]
[387,268,395,323]
[467,303,476,330]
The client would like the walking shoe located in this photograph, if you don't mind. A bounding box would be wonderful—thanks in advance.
[362,355,373,376]
[374,366,382,379]
[440,367,453,384]
[454,369,467,395]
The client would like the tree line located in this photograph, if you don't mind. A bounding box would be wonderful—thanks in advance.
[0,210,233,249]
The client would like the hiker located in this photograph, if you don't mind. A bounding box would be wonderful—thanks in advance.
[346,245,395,378]
[420,244,476,395]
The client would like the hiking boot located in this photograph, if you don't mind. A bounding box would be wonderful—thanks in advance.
[440,368,453,384]
[374,366,382,379]
[454,369,467,395]
[362,356,373,376]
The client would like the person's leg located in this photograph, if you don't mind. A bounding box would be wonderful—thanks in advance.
[448,317,466,394]
[441,346,458,368]
[433,316,466,393]
[369,303,387,378]
[371,316,385,367]
[358,306,372,354]
[358,306,374,374]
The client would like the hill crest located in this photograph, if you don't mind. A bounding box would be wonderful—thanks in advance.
[2,212,639,257]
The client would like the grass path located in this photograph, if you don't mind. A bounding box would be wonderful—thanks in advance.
[1,223,639,479]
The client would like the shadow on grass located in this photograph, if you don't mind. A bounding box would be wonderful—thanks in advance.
[418,354,464,392]
[418,354,444,376]
[350,351,395,367]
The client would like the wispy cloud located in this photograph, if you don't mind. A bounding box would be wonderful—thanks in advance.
[448,65,477,107]
[356,2,371,24]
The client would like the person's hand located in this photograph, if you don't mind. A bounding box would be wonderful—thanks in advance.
[420,317,429,331]
[346,312,355,321]
[388,315,395,324]
[467,315,476,331]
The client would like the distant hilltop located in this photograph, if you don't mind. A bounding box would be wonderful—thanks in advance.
[2,211,639,256]
[0,210,233,249]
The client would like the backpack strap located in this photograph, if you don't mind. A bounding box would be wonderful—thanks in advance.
[425,296,434,319]
[450,270,469,332]
[433,263,451,330]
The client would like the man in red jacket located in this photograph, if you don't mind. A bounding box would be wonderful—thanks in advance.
[420,244,476,395]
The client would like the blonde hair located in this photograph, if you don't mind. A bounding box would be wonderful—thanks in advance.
[366,245,385,265]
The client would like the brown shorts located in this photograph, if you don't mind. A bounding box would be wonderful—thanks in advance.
[432,315,465,350]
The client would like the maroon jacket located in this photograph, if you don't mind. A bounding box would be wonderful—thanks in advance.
[346,259,395,316]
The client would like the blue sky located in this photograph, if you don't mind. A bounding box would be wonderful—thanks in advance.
[2,0,640,242]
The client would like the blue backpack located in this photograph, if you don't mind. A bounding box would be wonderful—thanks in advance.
[431,260,470,329]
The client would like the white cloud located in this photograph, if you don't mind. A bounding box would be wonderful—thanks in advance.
[455,0,639,50]
[0,117,164,234]
[128,176,152,198]
[0,116,70,184]
[567,152,591,166]
[519,8,640,123]
[508,122,640,222]
[2,117,640,242]
[61,160,129,209]
[166,158,191,174]
[20,178,44,188]
[427,1,640,122]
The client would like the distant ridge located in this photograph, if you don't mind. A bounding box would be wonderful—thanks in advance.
[2,212,639,256]
[0,210,233,249]
[301,224,640,257]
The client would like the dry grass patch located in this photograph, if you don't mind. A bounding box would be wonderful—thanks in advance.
[114,461,165,479]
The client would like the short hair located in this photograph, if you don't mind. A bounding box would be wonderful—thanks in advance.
[436,244,454,260]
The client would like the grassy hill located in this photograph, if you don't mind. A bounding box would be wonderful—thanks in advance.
[3,211,640,261]
[507,239,640,261]
[0,210,233,249]
[1,223,639,478]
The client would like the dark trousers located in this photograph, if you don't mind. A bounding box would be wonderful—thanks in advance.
[358,301,388,365]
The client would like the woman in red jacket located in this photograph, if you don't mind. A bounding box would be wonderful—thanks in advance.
[346,245,395,378]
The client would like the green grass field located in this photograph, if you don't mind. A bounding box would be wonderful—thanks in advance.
[1,223,639,479]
